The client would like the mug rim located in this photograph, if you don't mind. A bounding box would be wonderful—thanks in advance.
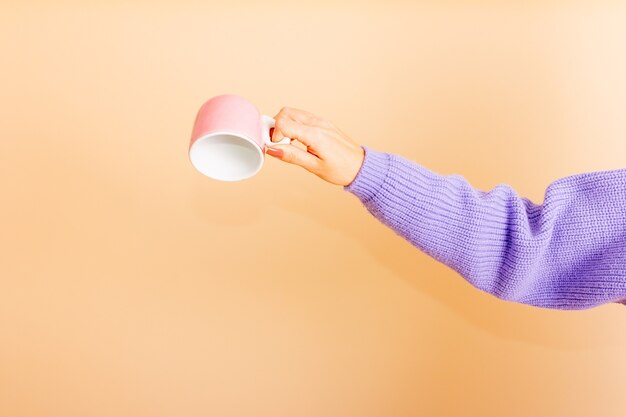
[188,130,264,181]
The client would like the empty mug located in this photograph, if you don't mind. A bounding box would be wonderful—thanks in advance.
[188,94,291,181]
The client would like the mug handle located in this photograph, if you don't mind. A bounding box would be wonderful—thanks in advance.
[261,115,291,147]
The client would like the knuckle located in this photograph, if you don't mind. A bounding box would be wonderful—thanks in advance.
[274,116,288,131]
[283,151,295,164]
[311,127,323,140]
[311,163,326,177]
[309,160,322,174]
[310,116,323,125]
[301,124,312,135]
[322,119,335,128]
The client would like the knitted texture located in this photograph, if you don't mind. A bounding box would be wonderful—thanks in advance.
[344,145,626,309]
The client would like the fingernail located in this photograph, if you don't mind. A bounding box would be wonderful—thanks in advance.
[266,147,284,158]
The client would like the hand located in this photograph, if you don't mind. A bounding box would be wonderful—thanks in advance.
[265,106,366,186]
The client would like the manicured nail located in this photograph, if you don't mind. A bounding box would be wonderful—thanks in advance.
[266,147,284,158]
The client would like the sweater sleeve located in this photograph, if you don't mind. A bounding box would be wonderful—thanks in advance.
[344,145,626,309]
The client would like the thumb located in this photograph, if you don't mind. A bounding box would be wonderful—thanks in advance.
[266,144,320,172]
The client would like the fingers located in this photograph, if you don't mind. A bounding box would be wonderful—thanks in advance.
[280,106,332,128]
[271,116,321,148]
[266,144,320,172]
[270,106,333,145]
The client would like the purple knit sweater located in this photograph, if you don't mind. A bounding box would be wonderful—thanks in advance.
[344,145,626,309]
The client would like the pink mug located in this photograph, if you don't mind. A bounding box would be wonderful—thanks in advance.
[188,94,291,181]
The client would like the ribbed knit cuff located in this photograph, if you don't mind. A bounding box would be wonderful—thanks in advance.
[343,145,392,203]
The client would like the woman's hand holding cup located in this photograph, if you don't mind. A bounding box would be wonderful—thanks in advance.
[265,106,365,186]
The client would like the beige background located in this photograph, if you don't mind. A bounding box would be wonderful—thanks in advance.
[1,1,625,416]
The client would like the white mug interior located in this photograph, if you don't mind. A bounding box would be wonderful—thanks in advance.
[189,132,263,181]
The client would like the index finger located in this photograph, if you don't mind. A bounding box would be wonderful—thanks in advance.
[272,116,322,148]
[278,106,332,128]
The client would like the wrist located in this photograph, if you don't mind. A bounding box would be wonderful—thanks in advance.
[343,145,365,186]
[343,145,392,203]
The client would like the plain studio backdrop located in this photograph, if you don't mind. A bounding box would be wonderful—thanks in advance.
[1,1,625,416]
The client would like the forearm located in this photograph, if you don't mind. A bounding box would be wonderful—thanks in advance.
[345,145,626,309]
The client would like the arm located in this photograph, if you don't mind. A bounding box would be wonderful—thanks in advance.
[264,106,626,310]
[344,146,626,309]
